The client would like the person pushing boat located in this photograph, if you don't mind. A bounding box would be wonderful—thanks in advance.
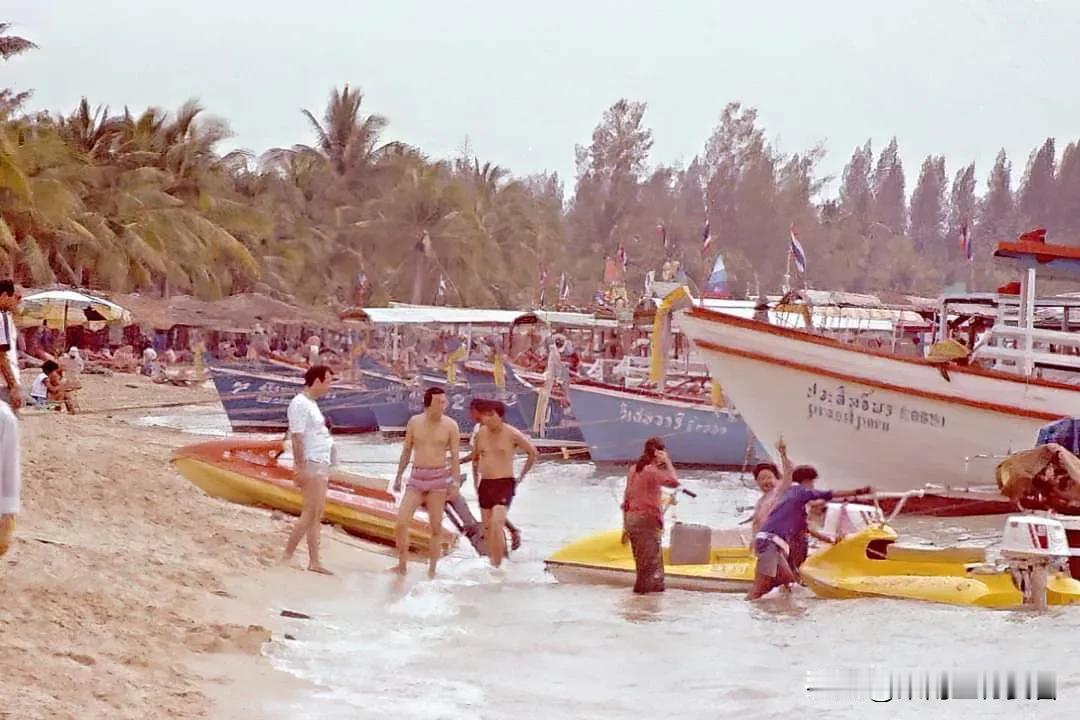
[746,438,872,600]
[393,387,461,577]
[472,399,537,568]
[281,365,336,575]
[621,437,681,594]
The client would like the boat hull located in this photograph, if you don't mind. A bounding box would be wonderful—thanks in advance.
[567,382,761,467]
[800,526,1080,608]
[171,439,453,554]
[678,308,1080,493]
[209,364,382,433]
[544,529,755,593]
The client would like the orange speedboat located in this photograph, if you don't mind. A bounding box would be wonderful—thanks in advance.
[171,439,457,556]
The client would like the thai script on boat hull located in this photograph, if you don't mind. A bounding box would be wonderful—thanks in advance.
[807,382,949,434]
[618,401,729,436]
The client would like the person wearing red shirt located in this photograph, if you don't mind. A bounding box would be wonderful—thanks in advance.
[621,437,680,594]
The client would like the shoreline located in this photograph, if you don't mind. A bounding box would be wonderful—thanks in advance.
[0,373,363,719]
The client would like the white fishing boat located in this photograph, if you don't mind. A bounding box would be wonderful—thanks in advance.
[677,231,1080,511]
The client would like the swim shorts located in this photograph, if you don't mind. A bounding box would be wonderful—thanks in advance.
[478,477,516,509]
[408,466,452,493]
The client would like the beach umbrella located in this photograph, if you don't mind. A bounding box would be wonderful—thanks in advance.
[18,289,132,330]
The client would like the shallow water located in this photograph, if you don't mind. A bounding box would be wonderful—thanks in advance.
[161,408,1078,719]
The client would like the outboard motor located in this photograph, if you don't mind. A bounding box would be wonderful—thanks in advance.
[1001,515,1071,610]
[821,502,883,540]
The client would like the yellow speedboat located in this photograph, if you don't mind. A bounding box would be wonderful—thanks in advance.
[545,527,756,593]
[172,439,457,556]
[800,522,1080,608]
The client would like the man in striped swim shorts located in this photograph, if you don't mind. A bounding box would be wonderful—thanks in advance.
[393,387,462,577]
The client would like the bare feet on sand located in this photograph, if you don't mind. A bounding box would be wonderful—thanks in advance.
[307,565,334,576]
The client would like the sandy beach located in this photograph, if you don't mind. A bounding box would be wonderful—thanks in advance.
[0,373,373,720]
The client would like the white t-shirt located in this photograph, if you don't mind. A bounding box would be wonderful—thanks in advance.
[0,311,19,386]
[287,392,333,464]
[143,347,158,363]
[30,372,47,400]
[0,400,20,514]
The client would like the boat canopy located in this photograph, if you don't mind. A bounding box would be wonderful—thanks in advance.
[342,303,617,329]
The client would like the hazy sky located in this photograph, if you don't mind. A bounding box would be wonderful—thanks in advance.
[5,0,1079,195]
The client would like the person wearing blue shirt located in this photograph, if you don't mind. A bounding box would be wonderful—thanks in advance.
[746,438,872,600]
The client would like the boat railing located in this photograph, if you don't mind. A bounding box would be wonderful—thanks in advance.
[973,324,1080,376]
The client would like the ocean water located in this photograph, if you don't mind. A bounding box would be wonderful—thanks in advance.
[160,408,1078,720]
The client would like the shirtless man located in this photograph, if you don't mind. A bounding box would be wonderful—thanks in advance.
[393,387,461,577]
[472,400,538,568]
[464,399,521,550]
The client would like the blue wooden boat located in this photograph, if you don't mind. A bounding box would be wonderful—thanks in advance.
[463,362,585,444]
[566,381,764,468]
[208,359,397,434]
[366,371,530,436]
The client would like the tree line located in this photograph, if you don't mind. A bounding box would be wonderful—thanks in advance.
[0,23,1072,308]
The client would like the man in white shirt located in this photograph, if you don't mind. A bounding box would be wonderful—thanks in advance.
[281,365,336,574]
[0,280,22,411]
[0,280,21,556]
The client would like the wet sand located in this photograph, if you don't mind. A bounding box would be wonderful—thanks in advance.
[0,373,336,719]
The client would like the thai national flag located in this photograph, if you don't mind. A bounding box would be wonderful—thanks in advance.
[617,243,628,270]
[789,223,807,274]
[960,223,973,261]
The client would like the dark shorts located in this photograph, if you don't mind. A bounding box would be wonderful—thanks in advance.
[478,477,516,510]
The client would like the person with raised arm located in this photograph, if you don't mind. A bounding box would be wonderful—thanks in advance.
[746,437,872,600]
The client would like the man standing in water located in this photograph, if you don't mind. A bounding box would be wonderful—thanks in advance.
[282,365,336,574]
[393,387,461,577]
[472,400,538,568]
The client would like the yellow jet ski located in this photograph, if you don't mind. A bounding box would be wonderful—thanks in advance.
[800,515,1080,609]
[545,524,756,593]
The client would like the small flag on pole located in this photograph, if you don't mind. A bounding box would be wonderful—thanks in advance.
[657,222,668,250]
[436,275,448,303]
[960,222,973,261]
[617,243,628,271]
[789,223,807,274]
[538,264,548,306]
[559,272,571,302]
[702,209,713,253]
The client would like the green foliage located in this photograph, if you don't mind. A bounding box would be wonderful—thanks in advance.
[2,23,1078,304]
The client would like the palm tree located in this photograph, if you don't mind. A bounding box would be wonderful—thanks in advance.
[0,23,37,119]
[301,85,402,195]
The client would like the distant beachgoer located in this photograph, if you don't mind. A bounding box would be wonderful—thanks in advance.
[141,345,158,376]
[746,440,872,600]
[281,365,336,575]
[392,387,461,577]
[306,336,321,367]
[0,281,22,412]
[46,366,81,413]
[621,437,680,594]
[472,400,536,567]
[62,347,85,375]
